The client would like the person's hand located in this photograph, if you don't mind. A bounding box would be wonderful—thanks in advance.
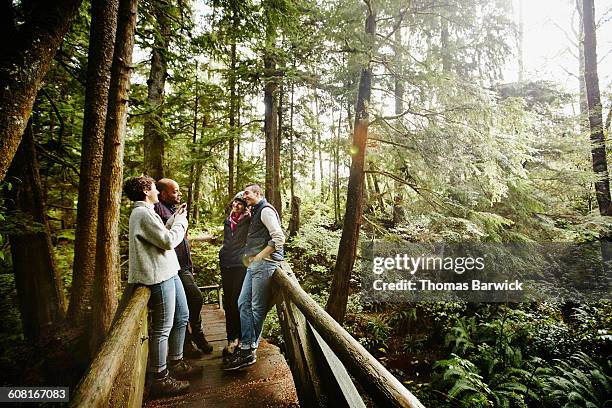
[176,203,187,215]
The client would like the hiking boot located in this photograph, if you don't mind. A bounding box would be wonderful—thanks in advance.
[223,348,256,371]
[183,340,203,359]
[192,331,213,354]
[149,373,189,398]
[222,340,239,365]
[169,359,203,380]
[222,339,239,357]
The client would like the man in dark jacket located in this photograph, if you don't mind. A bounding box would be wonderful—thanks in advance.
[224,184,285,370]
[155,178,213,356]
[219,191,250,357]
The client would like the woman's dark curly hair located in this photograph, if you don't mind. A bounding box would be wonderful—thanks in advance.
[123,175,155,202]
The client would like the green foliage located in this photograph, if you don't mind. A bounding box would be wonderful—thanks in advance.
[0,273,27,384]
[53,238,74,297]
[445,316,477,355]
[285,202,341,293]
[540,352,612,408]
[570,303,612,355]
[385,306,417,335]
[262,306,283,348]
[426,304,612,407]
[434,354,494,407]
[190,231,223,287]
[359,315,391,353]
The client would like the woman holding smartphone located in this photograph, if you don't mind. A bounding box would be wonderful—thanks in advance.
[123,176,200,398]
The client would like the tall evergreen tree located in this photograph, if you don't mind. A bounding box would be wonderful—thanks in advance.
[143,0,172,180]
[90,0,139,354]
[6,122,66,342]
[326,0,376,323]
[69,0,120,330]
[0,0,83,181]
[581,0,611,216]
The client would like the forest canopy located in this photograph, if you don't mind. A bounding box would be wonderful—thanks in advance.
[0,0,610,406]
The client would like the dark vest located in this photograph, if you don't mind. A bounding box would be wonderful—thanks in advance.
[219,213,250,268]
[244,198,283,261]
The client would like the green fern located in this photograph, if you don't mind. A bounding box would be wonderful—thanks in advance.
[445,316,477,355]
[540,352,612,407]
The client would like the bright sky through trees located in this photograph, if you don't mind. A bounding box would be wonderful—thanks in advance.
[509,0,612,92]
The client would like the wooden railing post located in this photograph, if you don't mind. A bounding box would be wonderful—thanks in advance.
[275,263,367,407]
[276,287,324,407]
[273,266,425,408]
[70,286,150,408]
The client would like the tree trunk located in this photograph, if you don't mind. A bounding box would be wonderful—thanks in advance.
[315,92,324,198]
[334,105,342,225]
[576,0,589,132]
[7,121,66,342]
[90,0,138,355]
[326,4,375,323]
[193,161,203,224]
[311,118,317,187]
[0,0,82,181]
[236,95,242,187]
[186,62,198,218]
[289,196,301,238]
[393,194,405,225]
[69,0,119,329]
[263,19,282,217]
[228,40,237,199]
[392,14,405,215]
[278,83,284,209]
[394,17,404,115]
[440,15,451,73]
[582,0,611,216]
[289,79,295,200]
[143,0,171,180]
[371,167,384,215]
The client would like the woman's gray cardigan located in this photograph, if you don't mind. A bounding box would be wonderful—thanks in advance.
[127,201,188,285]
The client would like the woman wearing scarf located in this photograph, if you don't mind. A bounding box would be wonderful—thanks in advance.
[219,191,251,357]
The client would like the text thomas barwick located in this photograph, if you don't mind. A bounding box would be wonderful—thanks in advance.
[372,279,524,291]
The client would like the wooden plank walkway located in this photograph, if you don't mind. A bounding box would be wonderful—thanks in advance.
[143,304,299,407]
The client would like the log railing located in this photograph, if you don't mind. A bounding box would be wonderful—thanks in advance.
[274,263,425,408]
[70,265,424,407]
[70,286,150,408]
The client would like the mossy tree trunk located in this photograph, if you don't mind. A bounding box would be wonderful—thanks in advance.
[69,0,120,331]
[90,0,138,355]
[326,2,376,324]
[0,0,82,181]
[581,0,611,216]
[7,121,66,342]
[143,0,171,180]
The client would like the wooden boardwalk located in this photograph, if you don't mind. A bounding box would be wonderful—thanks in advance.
[143,304,299,407]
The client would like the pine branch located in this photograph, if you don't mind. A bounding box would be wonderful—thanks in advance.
[368,137,416,151]
[41,89,65,144]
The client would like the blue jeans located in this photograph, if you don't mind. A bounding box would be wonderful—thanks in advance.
[149,274,189,373]
[238,260,277,350]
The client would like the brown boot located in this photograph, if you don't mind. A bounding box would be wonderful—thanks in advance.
[149,373,189,398]
[183,339,203,359]
[192,330,213,354]
[169,359,203,380]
